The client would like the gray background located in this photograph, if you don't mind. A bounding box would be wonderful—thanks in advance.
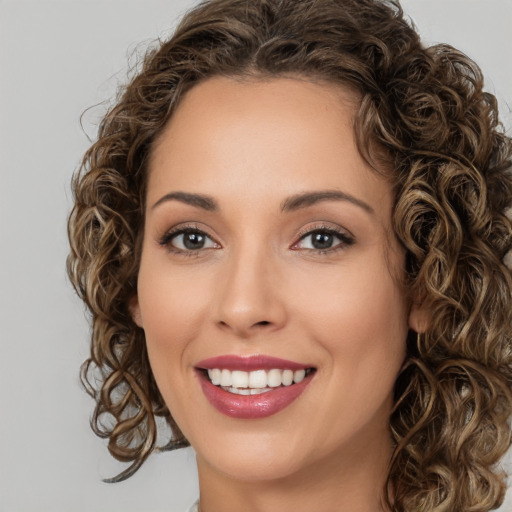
[1,1,511,511]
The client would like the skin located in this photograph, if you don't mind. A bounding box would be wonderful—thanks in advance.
[132,76,425,512]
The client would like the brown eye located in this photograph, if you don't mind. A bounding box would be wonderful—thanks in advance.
[294,228,354,252]
[162,229,219,252]
[179,231,207,250]
[309,231,336,250]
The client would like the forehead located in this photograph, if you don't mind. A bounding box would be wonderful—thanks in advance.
[147,76,390,212]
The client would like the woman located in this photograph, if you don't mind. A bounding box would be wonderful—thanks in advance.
[67,0,512,510]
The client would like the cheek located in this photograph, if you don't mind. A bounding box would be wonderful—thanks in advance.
[295,255,408,384]
[136,262,213,384]
[136,269,213,428]
[299,250,406,322]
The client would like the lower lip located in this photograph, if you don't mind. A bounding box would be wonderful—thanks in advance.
[197,371,314,419]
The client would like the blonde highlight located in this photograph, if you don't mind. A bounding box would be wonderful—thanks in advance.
[67,0,512,507]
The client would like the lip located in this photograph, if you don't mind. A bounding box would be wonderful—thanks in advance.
[196,370,314,419]
[195,354,312,371]
[195,355,316,419]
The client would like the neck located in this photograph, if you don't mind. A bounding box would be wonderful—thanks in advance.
[196,424,392,512]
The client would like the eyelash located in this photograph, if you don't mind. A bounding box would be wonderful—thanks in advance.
[292,224,355,255]
[159,223,218,258]
[159,223,355,257]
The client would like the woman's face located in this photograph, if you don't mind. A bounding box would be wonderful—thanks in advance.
[133,76,417,482]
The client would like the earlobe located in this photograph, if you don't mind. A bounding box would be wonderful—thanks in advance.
[129,294,144,328]
[408,301,430,334]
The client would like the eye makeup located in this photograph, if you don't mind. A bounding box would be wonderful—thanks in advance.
[291,223,355,255]
[158,222,220,257]
[158,221,355,258]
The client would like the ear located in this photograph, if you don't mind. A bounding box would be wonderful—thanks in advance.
[128,294,144,328]
[408,300,430,334]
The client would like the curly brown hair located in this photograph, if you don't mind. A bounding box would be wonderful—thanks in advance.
[67,0,512,509]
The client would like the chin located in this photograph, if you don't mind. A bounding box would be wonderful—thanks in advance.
[200,447,308,483]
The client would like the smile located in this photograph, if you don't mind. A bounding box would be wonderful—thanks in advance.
[195,355,316,419]
[208,367,311,391]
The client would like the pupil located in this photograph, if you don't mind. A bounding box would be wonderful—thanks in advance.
[312,232,333,250]
[184,232,205,250]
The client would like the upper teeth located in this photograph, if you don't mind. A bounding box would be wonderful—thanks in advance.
[207,368,307,388]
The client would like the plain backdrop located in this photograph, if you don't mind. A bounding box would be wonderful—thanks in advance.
[1,1,511,511]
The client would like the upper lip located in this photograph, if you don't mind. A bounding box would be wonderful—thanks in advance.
[195,354,314,371]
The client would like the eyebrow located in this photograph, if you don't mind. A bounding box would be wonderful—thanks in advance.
[280,190,374,215]
[151,189,374,215]
[152,191,218,211]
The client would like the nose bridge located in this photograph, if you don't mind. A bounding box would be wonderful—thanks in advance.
[215,236,285,336]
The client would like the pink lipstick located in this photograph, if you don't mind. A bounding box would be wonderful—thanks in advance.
[195,355,315,419]
[196,354,312,371]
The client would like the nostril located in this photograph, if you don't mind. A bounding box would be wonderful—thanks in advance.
[255,321,271,327]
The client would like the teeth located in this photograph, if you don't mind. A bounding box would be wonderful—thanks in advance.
[267,369,282,387]
[222,386,273,395]
[220,369,232,387]
[231,370,249,388]
[250,388,272,395]
[282,369,294,386]
[248,370,267,388]
[209,368,221,385]
[293,369,306,383]
[207,368,311,389]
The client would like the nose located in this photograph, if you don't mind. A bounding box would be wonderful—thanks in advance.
[214,246,287,339]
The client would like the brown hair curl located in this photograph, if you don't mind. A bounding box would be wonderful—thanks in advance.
[67,0,512,509]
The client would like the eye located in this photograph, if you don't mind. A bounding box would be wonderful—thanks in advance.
[160,227,219,253]
[293,226,354,253]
